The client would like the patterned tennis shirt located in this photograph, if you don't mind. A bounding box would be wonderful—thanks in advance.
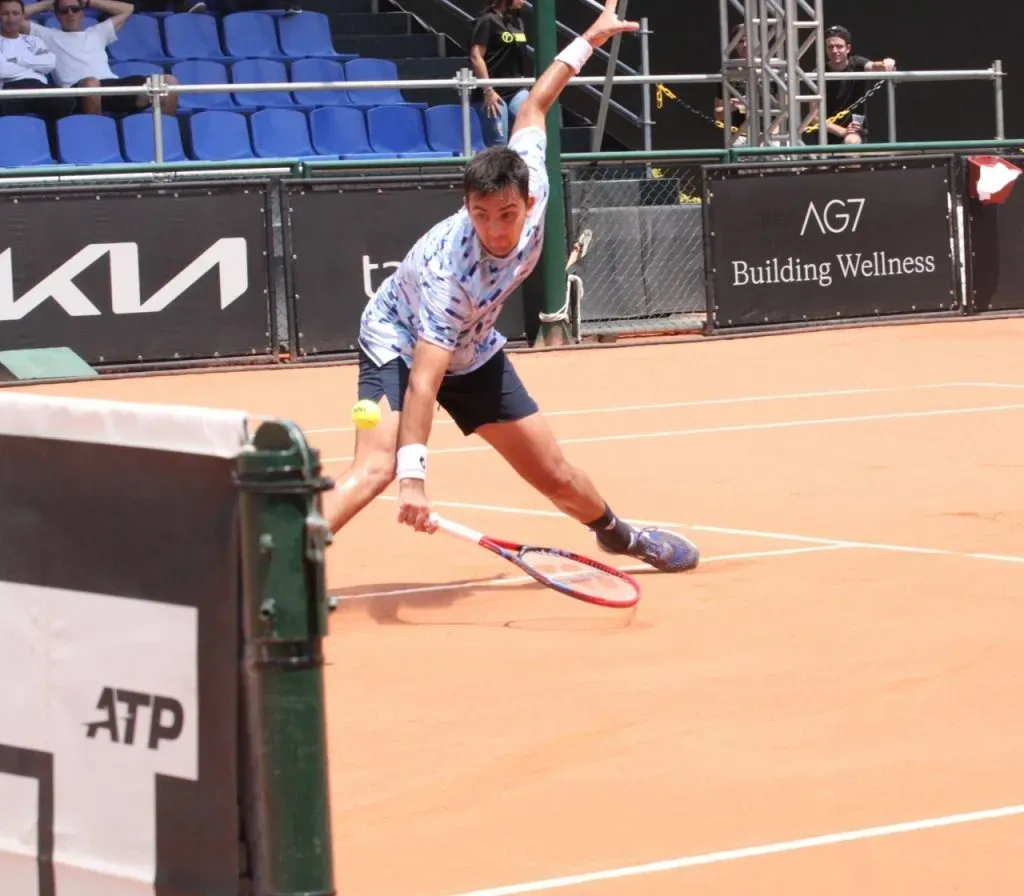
[358,126,549,375]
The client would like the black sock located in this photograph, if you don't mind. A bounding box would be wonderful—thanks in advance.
[585,504,634,551]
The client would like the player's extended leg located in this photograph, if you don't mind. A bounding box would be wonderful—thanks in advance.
[322,397,399,534]
[323,350,406,535]
[475,414,699,573]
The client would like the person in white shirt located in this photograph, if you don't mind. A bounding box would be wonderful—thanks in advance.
[322,0,701,574]
[0,0,73,118]
[21,0,178,115]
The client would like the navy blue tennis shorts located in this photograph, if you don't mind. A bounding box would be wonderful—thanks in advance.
[357,347,539,436]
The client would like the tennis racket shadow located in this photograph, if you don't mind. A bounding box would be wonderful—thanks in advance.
[328,574,646,632]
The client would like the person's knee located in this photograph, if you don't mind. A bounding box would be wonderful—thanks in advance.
[77,78,102,113]
[844,132,863,145]
[358,448,397,495]
[161,74,179,113]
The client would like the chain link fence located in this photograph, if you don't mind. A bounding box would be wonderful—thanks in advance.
[562,157,719,339]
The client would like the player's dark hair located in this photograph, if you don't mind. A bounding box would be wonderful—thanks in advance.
[0,0,26,10]
[463,146,531,202]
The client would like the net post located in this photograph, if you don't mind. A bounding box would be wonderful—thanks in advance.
[534,0,571,346]
[235,420,336,896]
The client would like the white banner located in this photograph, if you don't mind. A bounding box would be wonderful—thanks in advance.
[0,583,198,896]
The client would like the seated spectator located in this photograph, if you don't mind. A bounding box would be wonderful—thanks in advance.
[20,0,178,115]
[0,0,74,118]
[820,25,896,145]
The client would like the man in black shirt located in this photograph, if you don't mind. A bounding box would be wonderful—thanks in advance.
[820,25,896,145]
[469,0,531,147]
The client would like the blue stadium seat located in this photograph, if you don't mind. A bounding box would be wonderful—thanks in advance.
[289,57,350,107]
[171,59,236,112]
[0,116,57,168]
[424,104,486,155]
[163,13,239,63]
[120,112,187,163]
[308,106,395,160]
[187,110,254,160]
[249,108,335,159]
[106,15,172,63]
[231,58,313,111]
[343,57,426,109]
[366,105,452,158]
[276,11,353,60]
[111,61,166,78]
[56,115,125,165]
[221,12,290,61]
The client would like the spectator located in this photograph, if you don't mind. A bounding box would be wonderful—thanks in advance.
[821,25,896,145]
[0,0,74,119]
[469,0,530,147]
[21,0,179,116]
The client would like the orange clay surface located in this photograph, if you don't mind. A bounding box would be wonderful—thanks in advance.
[14,316,1024,896]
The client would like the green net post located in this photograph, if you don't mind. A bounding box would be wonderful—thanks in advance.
[235,420,336,896]
[534,0,571,346]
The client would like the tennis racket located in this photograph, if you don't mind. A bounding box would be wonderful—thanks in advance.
[430,513,640,609]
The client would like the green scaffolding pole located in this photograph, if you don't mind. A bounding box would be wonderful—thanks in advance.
[534,0,571,346]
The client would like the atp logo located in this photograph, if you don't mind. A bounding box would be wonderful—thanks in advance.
[85,687,185,750]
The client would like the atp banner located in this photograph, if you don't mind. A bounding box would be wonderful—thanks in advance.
[0,394,247,896]
[703,158,959,329]
[0,183,275,367]
[284,177,530,357]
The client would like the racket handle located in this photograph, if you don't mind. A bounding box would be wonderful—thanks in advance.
[429,513,484,545]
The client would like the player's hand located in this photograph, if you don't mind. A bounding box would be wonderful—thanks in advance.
[397,479,437,533]
[583,0,640,50]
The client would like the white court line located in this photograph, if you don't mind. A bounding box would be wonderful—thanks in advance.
[330,545,845,603]
[322,402,1024,463]
[956,381,1024,390]
[305,382,978,435]
[373,496,1024,565]
[443,803,1024,896]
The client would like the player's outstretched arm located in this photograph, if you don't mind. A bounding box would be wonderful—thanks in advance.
[511,0,639,137]
[395,338,453,532]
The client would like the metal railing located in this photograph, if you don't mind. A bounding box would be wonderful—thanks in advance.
[0,63,1007,174]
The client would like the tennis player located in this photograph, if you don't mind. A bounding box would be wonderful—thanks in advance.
[324,0,699,573]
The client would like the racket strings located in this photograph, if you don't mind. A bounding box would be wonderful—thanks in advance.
[520,549,637,605]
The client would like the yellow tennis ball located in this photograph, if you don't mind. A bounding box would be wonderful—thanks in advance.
[351,399,381,430]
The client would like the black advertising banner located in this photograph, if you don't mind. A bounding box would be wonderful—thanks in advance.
[0,433,241,895]
[0,183,274,366]
[705,160,958,329]
[285,179,528,356]
[967,154,1024,312]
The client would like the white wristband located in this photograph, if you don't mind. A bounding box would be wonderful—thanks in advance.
[555,36,594,75]
[396,443,427,481]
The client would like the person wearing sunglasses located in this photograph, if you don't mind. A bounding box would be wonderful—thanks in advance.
[19,0,179,115]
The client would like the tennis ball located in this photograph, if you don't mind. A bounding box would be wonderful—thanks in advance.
[351,399,381,430]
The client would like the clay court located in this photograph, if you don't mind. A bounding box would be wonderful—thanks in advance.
[15,315,1024,895]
